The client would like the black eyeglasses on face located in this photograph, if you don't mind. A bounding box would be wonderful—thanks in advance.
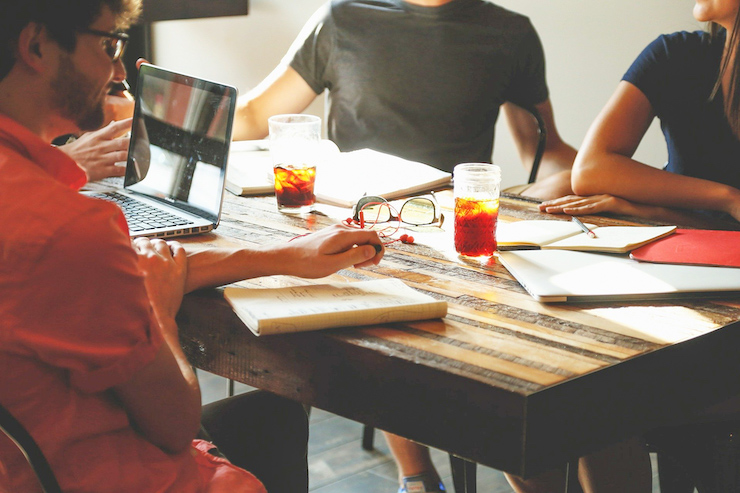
[76,28,129,63]
[352,194,444,227]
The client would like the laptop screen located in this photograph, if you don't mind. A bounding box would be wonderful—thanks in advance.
[124,63,237,223]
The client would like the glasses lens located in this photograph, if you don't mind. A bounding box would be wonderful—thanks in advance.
[359,201,392,223]
[101,38,116,60]
[354,197,390,222]
[399,198,436,225]
[111,39,124,61]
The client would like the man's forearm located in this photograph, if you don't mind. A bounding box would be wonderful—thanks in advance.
[183,246,276,293]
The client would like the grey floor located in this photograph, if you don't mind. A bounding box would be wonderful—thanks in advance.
[198,371,673,492]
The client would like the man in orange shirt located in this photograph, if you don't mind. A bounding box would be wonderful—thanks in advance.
[0,1,384,492]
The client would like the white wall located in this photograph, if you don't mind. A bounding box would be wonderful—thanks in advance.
[152,0,701,188]
[151,0,327,117]
[493,0,700,186]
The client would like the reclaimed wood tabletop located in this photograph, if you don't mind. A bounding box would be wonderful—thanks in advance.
[177,192,740,478]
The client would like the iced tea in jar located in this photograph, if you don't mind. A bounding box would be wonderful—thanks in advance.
[453,163,501,257]
[268,114,321,214]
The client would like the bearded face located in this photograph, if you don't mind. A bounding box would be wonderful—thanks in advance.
[51,52,109,132]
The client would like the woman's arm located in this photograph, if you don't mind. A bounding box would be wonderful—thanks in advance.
[570,81,740,219]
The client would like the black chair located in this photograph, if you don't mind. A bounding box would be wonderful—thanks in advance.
[523,103,547,186]
[646,421,740,493]
[0,402,62,493]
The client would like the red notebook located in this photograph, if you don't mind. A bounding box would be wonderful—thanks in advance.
[630,229,740,268]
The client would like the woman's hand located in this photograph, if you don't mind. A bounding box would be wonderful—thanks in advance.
[539,194,637,216]
[539,194,723,228]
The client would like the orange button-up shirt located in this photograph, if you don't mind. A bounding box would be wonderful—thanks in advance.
[0,114,264,493]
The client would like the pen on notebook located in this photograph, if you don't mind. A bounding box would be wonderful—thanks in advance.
[571,216,597,238]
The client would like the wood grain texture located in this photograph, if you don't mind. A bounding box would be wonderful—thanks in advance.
[178,192,740,477]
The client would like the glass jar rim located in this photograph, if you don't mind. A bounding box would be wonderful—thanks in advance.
[268,114,321,125]
[454,162,501,175]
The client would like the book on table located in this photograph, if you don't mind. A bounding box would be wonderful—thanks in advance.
[313,149,452,208]
[496,219,676,254]
[630,228,740,268]
[224,144,452,207]
[224,278,448,336]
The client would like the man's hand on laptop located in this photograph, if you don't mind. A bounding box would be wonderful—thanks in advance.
[60,118,132,182]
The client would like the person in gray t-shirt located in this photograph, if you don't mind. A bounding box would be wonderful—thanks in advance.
[233,0,576,201]
[233,2,653,492]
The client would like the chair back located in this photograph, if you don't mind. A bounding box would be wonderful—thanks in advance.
[523,105,547,185]
[0,402,61,493]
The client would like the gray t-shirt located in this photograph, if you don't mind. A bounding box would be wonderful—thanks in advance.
[290,0,549,172]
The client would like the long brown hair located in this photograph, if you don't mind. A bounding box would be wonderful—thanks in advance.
[709,9,740,136]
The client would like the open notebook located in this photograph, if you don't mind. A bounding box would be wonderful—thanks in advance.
[499,249,740,302]
[313,149,451,207]
[497,220,676,254]
[224,147,452,208]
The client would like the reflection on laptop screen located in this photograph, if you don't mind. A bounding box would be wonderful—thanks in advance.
[124,65,236,223]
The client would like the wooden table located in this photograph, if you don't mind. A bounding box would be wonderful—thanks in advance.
[177,192,740,483]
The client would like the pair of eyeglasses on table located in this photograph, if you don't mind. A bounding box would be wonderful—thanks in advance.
[345,193,445,244]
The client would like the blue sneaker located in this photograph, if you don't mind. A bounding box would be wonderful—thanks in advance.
[398,474,446,493]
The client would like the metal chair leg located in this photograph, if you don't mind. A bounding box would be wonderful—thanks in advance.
[449,455,476,493]
[564,460,583,493]
[361,425,375,451]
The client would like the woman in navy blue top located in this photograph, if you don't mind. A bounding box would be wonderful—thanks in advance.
[509,2,740,493]
[540,1,740,226]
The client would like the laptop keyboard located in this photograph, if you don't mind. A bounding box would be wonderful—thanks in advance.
[90,191,195,233]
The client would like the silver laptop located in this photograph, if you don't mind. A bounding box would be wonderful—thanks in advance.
[84,63,237,238]
[499,249,740,302]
